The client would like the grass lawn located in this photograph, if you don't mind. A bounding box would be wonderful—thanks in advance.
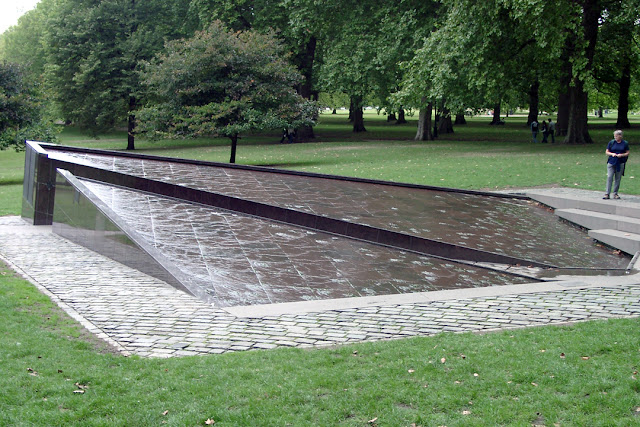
[2,112,638,196]
[1,112,640,425]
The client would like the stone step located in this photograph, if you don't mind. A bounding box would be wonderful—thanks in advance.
[588,229,640,256]
[556,208,640,234]
[528,192,640,219]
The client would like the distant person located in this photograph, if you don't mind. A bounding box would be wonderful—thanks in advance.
[603,130,630,200]
[547,118,556,143]
[540,120,548,143]
[530,120,539,143]
[280,128,295,144]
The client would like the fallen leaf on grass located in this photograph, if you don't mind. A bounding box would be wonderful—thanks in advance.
[462,410,471,415]
[73,390,85,394]
[408,369,415,373]
[531,382,538,387]
[560,353,566,359]
[440,358,446,364]
[473,373,479,377]
[27,368,38,377]
[162,410,169,416]
[581,356,590,360]
[368,417,378,424]
[205,419,215,425]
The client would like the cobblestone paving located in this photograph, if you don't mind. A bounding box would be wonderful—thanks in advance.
[2,215,639,358]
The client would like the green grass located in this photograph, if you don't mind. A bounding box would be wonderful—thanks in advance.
[1,112,640,425]
[1,112,639,206]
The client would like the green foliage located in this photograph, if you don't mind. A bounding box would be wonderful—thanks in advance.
[0,61,57,150]
[138,21,317,142]
[44,0,192,139]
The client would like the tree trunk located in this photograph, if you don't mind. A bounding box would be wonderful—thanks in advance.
[562,0,599,145]
[348,98,354,122]
[597,108,603,118]
[489,103,501,124]
[415,102,433,141]
[454,113,466,125]
[527,80,539,126]
[556,39,572,136]
[396,108,407,124]
[616,58,631,128]
[438,107,454,133]
[229,134,238,163]
[294,37,316,141]
[126,96,136,150]
[563,81,593,144]
[387,113,397,122]
[351,96,366,132]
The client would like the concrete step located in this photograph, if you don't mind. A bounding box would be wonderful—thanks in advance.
[556,208,640,234]
[528,192,640,219]
[588,229,640,256]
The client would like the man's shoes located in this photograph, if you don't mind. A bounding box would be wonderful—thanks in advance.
[603,194,610,199]
[614,194,621,199]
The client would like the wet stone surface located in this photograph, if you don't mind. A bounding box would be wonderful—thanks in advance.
[84,180,531,307]
[54,150,629,269]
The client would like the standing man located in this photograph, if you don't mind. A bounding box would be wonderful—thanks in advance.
[530,119,539,143]
[547,118,556,143]
[540,120,548,143]
[604,130,630,199]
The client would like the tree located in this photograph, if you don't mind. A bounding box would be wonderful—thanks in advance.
[188,0,332,141]
[592,0,640,129]
[137,21,317,163]
[0,62,56,150]
[0,0,52,79]
[45,0,191,150]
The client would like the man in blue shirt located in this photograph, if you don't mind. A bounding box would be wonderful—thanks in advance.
[604,130,630,199]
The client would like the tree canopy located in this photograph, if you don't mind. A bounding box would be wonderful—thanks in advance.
[0,61,57,150]
[137,21,317,163]
[1,0,638,150]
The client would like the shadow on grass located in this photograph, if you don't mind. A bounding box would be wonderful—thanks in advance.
[251,160,336,168]
[0,179,23,186]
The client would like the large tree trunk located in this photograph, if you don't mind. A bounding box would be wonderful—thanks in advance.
[351,95,366,132]
[454,113,466,125]
[293,37,316,141]
[438,107,454,133]
[396,108,407,124]
[556,39,572,136]
[415,101,433,141]
[229,134,238,163]
[489,103,501,125]
[616,58,631,128]
[564,80,593,144]
[527,80,539,126]
[563,0,599,145]
[126,96,136,150]
[348,98,354,122]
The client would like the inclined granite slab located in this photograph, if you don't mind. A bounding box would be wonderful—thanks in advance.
[81,179,532,307]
